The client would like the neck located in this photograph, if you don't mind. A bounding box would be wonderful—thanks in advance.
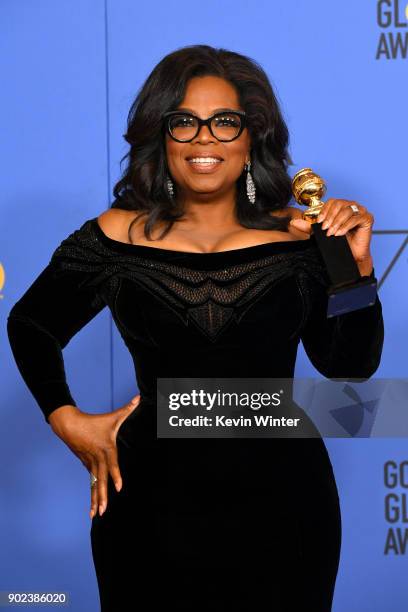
[176,186,238,229]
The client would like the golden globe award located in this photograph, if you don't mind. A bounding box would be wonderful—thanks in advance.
[292,168,378,317]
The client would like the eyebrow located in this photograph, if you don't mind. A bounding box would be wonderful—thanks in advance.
[175,107,242,115]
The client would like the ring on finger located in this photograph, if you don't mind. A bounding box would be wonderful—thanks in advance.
[349,204,359,215]
[90,472,98,488]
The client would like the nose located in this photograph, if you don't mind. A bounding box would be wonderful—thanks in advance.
[194,123,215,143]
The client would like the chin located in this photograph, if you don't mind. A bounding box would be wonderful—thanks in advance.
[186,179,223,191]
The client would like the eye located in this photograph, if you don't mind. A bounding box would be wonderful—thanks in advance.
[170,115,195,128]
[214,114,240,127]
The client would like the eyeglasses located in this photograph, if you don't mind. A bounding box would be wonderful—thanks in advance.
[163,110,247,143]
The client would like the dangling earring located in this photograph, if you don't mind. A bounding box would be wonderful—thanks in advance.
[245,160,256,204]
[166,175,174,198]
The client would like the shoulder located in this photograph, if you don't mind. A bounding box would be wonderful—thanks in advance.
[97,208,144,242]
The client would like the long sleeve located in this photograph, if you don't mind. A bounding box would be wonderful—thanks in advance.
[299,268,384,380]
[7,222,107,424]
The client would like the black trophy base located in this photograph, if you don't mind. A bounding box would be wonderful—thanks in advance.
[310,221,378,317]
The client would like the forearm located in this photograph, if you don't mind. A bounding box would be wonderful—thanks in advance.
[300,259,384,379]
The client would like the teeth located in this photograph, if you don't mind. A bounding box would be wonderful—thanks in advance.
[188,158,222,163]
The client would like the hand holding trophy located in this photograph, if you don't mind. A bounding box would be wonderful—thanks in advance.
[291,168,378,317]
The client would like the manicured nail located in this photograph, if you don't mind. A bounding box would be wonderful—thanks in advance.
[99,504,104,516]
[115,481,122,492]
[317,214,324,222]
[322,221,329,229]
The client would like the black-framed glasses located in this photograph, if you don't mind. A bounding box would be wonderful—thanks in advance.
[163,110,247,142]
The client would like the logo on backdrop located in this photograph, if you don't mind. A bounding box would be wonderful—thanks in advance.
[384,461,408,554]
[376,0,408,59]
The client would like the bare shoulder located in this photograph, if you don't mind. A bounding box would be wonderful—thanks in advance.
[97,208,145,242]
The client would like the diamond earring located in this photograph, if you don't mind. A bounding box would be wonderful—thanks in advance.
[166,175,174,198]
[245,160,256,204]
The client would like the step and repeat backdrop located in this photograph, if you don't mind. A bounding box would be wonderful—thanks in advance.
[1,1,407,610]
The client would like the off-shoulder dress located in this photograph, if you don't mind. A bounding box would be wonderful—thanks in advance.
[7,217,384,611]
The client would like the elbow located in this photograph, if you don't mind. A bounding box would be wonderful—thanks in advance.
[7,300,28,326]
[7,306,31,338]
[313,365,378,382]
[6,311,30,358]
[319,335,384,381]
[7,309,22,344]
[321,362,381,382]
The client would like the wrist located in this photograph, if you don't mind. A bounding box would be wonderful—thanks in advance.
[357,254,374,277]
[48,405,81,429]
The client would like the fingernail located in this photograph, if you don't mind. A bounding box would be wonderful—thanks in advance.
[317,214,323,222]
[99,504,104,516]
[131,395,139,404]
[322,221,329,230]
[115,481,122,492]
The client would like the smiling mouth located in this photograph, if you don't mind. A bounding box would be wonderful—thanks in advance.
[186,157,224,165]
[185,158,224,174]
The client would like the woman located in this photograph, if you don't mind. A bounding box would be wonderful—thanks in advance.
[7,45,384,611]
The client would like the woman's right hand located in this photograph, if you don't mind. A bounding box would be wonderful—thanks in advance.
[48,395,141,519]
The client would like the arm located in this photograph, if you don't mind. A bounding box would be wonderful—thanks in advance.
[7,226,107,424]
[299,268,384,380]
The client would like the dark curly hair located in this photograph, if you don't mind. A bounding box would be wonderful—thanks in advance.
[111,44,295,241]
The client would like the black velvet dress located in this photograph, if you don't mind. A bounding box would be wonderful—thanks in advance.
[7,217,384,612]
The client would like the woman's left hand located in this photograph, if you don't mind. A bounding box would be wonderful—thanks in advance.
[289,199,374,276]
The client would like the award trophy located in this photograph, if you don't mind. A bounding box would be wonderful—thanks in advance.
[292,168,378,317]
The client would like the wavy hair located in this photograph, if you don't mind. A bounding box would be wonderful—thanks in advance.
[111,44,295,241]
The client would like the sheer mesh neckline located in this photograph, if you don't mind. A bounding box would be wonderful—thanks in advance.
[91,217,315,259]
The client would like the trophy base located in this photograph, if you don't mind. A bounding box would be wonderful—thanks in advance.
[327,276,378,317]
